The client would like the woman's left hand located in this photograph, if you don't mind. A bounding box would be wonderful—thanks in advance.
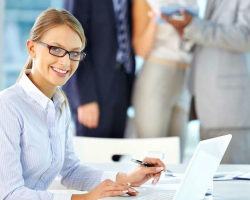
[116,157,166,187]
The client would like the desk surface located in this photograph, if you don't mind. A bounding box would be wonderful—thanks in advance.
[50,163,250,200]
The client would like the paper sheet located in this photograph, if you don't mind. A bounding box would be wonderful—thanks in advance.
[165,171,250,181]
[236,172,250,180]
[213,171,244,181]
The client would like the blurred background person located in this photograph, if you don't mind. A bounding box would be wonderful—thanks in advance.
[132,0,195,160]
[162,0,250,164]
[63,0,135,138]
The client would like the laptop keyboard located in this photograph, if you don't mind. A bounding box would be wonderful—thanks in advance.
[136,191,176,200]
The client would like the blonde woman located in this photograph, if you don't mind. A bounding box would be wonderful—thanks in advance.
[0,8,167,200]
[132,0,195,158]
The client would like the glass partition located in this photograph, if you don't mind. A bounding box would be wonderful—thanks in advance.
[2,0,63,89]
[0,0,5,90]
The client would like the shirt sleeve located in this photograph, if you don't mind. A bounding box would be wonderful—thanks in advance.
[53,193,72,200]
[0,99,71,200]
[59,107,112,191]
[101,171,119,182]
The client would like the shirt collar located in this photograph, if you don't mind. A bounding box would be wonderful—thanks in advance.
[19,69,65,109]
[53,89,65,110]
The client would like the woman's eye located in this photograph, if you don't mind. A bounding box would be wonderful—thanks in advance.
[72,52,79,56]
[51,47,62,52]
[54,48,61,52]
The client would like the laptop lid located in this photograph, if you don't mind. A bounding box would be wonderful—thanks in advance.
[174,134,232,200]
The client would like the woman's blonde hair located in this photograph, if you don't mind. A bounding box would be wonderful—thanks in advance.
[17,8,86,110]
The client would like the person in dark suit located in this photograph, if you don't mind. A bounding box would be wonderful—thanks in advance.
[63,0,135,138]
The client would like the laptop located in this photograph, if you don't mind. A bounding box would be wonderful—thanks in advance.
[102,134,232,200]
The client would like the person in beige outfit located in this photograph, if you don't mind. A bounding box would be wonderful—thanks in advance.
[132,0,195,159]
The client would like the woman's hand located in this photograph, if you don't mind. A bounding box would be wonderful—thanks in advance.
[117,157,166,187]
[79,179,138,200]
[160,9,193,36]
[72,158,165,200]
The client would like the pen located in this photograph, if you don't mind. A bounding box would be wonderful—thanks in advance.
[131,158,173,173]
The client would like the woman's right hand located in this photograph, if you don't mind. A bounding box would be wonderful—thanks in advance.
[72,179,139,200]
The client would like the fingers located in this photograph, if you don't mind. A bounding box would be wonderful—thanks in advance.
[83,111,98,128]
[101,180,139,198]
[77,103,99,128]
[92,112,99,128]
[179,9,193,25]
[152,174,161,186]
[103,189,139,198]
[179,9,191,19]
[127,190,140,196]
[160,13,170,23]
[86,112,99,128]
[143,157,166,172]
[162,14,180,28]
[106,182,130,191]
[180,9,186,15]
[77,105,85,125]
[139,158,166,186]
[140,166,164,175]
[160,9,192,30]
[103,190,128,198]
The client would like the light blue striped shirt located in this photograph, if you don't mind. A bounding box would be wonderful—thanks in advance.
[0,70,117,200]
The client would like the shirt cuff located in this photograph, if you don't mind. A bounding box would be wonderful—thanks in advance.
[101,171,119,182]
[53,193,72,200]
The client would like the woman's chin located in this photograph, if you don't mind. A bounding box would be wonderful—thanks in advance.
[52,80,67,87]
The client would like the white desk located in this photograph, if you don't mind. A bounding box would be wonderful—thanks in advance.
[49,163,250,199]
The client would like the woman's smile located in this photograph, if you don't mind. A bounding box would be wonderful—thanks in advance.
[50,66,70,77]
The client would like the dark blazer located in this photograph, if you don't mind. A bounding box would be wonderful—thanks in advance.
[63,0,135,111]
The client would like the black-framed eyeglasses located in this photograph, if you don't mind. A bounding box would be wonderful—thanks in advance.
[38,42,86,61]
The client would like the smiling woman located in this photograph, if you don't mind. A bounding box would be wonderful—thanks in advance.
[0,8,167,200]
[16,8,85,105]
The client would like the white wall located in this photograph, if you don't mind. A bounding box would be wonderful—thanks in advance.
[0,0,5,90]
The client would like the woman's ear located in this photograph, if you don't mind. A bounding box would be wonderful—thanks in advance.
[27,39,36,58]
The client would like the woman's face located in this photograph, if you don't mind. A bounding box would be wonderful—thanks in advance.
[30,25,83,87]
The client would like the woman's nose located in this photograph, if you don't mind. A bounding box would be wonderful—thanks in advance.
[59,52,71,67]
